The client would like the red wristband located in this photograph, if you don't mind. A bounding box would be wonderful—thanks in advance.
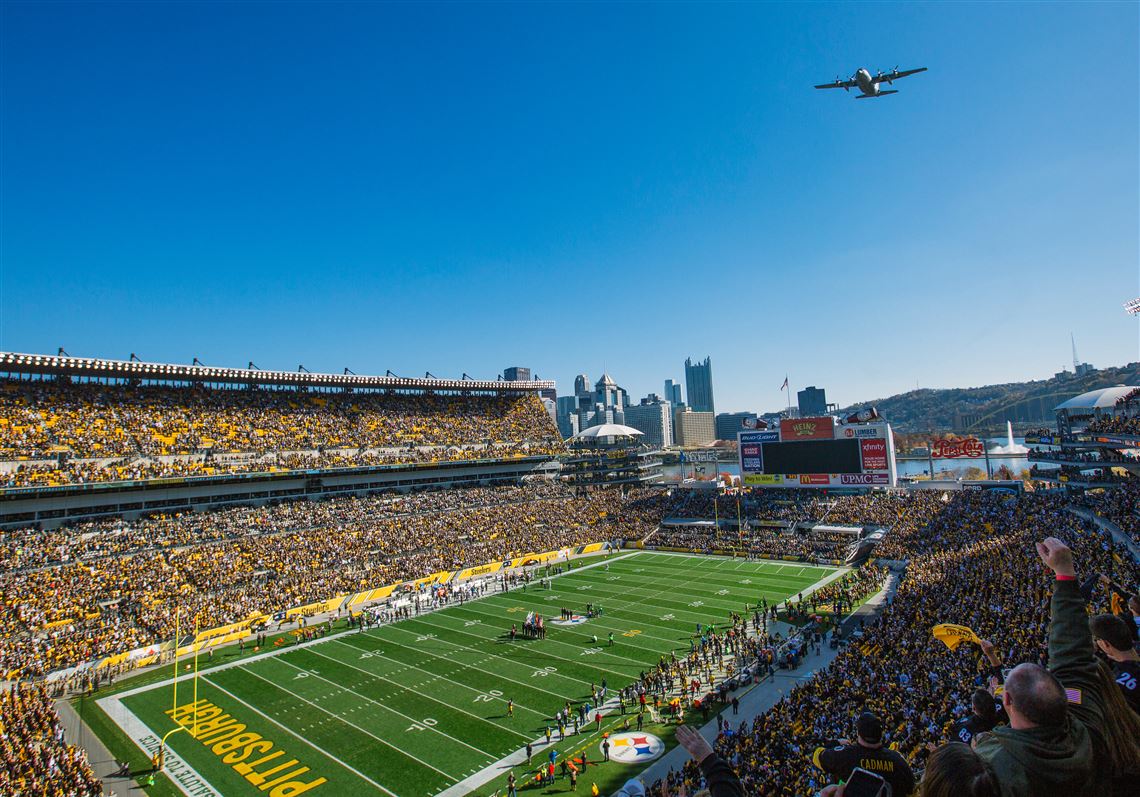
[1055,574,1076,581]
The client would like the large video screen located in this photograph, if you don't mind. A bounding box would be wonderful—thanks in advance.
[760,438,862,475]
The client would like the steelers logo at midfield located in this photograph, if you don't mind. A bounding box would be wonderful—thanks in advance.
[604,732,665,764]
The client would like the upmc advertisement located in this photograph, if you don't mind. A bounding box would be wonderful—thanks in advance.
[739,420,897,488]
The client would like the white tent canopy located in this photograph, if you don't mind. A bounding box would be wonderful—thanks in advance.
[1054,385,1139,412]
[570,423,645,440]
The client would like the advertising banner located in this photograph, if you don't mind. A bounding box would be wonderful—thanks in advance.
[740,430,779,444]
[840,473,890,485]
[797,474,831,485]
[740,443,763,473]
[841,425,883,439]
[930,438,985,459]
[1094,435,1139,447]
[860,438,888,470]
[780,417,834,441]
[681,450,720,463]
[744,474,783,485]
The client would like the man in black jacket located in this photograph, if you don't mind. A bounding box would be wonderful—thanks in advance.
[811,712,914,796]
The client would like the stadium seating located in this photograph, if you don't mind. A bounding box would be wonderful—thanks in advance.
[0,683,102,796]
[0,379,563,487]
[0,483,657,678]
[649,491,1138,796]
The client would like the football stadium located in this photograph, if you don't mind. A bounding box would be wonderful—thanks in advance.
[3,4,1139,797]
[1,353,1139,797]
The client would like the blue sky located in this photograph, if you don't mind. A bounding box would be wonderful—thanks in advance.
[2,1,1137,413]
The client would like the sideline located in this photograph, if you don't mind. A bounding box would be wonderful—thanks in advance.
[95,550,637,797]
[95,694,223,797]
[434,561,849,797]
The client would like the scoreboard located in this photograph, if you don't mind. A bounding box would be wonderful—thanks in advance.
[738,416,896,488]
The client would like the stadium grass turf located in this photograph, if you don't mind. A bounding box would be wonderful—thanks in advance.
[103,552,836,797]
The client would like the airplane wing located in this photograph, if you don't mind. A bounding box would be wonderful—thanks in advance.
[814,79,857,90]
[874,67,927,84]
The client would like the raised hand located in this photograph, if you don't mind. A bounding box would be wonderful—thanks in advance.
[1035,537,1076,578]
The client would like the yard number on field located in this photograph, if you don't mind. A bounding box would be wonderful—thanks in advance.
[474,689,504,703]
[406,718,438,732]
[532,666,558,677]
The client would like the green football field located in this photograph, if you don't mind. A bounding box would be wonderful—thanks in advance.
[100,552,838,797]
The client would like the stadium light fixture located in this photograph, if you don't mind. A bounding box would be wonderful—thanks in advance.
[1126,297,1140,316]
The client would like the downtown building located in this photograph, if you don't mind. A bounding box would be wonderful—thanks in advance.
[624,397,673,449]
[685,356,715,414]
[715,411,758,441]
[673,406,716,446]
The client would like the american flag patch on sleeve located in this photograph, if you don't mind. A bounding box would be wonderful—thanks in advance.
[1065,687,1082,705]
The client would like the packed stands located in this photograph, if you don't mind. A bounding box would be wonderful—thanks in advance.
[1028,448,1139,464]
[0,683,102,796]
[0,482,653,678]
[1085,414,1140,437]
[0,377,563,487]
[649,490,1140,795]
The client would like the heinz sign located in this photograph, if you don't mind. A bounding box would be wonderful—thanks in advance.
[779,416,834,441]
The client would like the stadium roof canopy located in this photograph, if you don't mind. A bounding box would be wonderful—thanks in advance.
[1054,385,1140,412]
[570,423,644,440]
[0,352,555,393]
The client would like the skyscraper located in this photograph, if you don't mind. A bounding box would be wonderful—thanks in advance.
[624,399,673,449]
[797,386,827,417]
[664,379,683,406]
[684,357,715,414]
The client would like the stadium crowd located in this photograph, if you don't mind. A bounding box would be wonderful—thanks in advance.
[0,683,102,797]
[0,379,563,487]
[1028,447,1139,464]
[1085,414,1140,437]
[0,483,653,678]
[650,490,1140,796]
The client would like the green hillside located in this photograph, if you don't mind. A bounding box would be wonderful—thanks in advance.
[838,362,1140,434]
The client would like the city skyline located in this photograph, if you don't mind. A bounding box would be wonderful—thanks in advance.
[1,3,1136,412]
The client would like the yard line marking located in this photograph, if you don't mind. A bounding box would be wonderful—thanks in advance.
[338,634,581,702]
[322,638,548,720]
[387,618,638,681]
[200,673,404,797]
[267,655,500,757]
[230,666,460,783]
[299,646,535,740]
[442,602,684,650]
